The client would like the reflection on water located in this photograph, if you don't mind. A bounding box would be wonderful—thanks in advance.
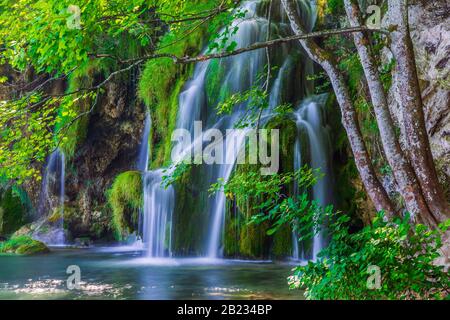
[0,248,303,300]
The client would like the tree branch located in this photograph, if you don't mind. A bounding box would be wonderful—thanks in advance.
[71,26,389,98]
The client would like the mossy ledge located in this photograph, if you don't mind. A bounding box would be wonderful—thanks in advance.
[0,235,49,255]
[0,183,30,237]
[106,171,143,240]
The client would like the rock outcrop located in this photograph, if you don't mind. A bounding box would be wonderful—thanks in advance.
[64,75,146,240]
[387,0,450,198]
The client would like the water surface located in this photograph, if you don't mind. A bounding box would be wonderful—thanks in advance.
[0,248,304,300]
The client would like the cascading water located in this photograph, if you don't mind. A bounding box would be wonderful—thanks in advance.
[142,170,175,257]
[140,0,327,259]
[166,0,320,258]
[138,112,175,257]
[293,94,334,260]
[169,0,317,258]
[36,148,66,245]
[171,1,267,258]
[137,113,152,173]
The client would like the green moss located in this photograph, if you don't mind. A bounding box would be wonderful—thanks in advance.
[239,223,267,258]
[151,73,194,168]
[0,235,49,255]
[106,171,143,240]
[55,59,109,158]
[0,186,29,236]
[138,0,224,168]
[205,59,229,106]
[221,116,300,259]
[172,164,209,255]
[272,224,293,258]
[265,115,298,175]
[223,200,240,256]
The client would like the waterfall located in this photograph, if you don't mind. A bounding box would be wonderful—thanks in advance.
[293,94,333,260]
[138,112,175,257]
[36,148,66,245]
[167,0,317,258]
[142,170,174,257]
[171,1,270,258]
[137,113,152,172]
[137,0,321,259]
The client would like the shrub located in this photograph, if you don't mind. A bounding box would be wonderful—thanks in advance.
[218,167,450,299]
[289,213,450,300]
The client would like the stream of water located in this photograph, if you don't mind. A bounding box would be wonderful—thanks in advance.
[293,95,333,260]
[35,148,66,246]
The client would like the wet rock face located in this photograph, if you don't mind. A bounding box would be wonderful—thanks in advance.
[65,76,146,239]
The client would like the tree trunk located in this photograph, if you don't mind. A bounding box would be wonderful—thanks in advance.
[343,0,437,227]
[388,0,450,223]
[281,0,396,217]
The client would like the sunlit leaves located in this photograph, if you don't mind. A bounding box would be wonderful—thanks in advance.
[0,0,237,183]
[0,94,59,182]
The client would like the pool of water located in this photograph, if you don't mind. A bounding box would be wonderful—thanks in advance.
[0,247,304,300]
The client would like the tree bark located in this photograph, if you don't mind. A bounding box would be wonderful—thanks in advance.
[388,0,450,223]
[281,0,396,217]
[343,0,437,227]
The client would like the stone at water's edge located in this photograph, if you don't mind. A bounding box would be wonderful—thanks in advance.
[0,236,50,255]
[12,214,68,245]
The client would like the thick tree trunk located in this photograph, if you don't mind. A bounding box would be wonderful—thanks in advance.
[388,0,450,223]
[281,0,396,217]
[343,0,437,227]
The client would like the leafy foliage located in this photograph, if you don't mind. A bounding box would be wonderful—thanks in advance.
[215,165,449,300]
[216,86,269,128]
[210,166,329,237]
[0,0,236,181]
[0,184,29,235]
[289,213,450,300]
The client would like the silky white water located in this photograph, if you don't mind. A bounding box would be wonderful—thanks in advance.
[138,112,175,257]
[36,148,66,245]
[293,95,333,260]
[140,0,326,259]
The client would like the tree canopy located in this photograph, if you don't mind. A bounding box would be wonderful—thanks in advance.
[0,0,237,182]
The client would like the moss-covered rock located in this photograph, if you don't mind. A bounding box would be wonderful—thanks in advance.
[106,171,143,239]
[0,235,49,255]
[172,164,210,255]
[271,224,294,258]
[265,115,298,176]
[0,185,30,236]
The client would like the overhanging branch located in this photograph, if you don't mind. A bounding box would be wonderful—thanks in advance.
[75,26,388,97]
